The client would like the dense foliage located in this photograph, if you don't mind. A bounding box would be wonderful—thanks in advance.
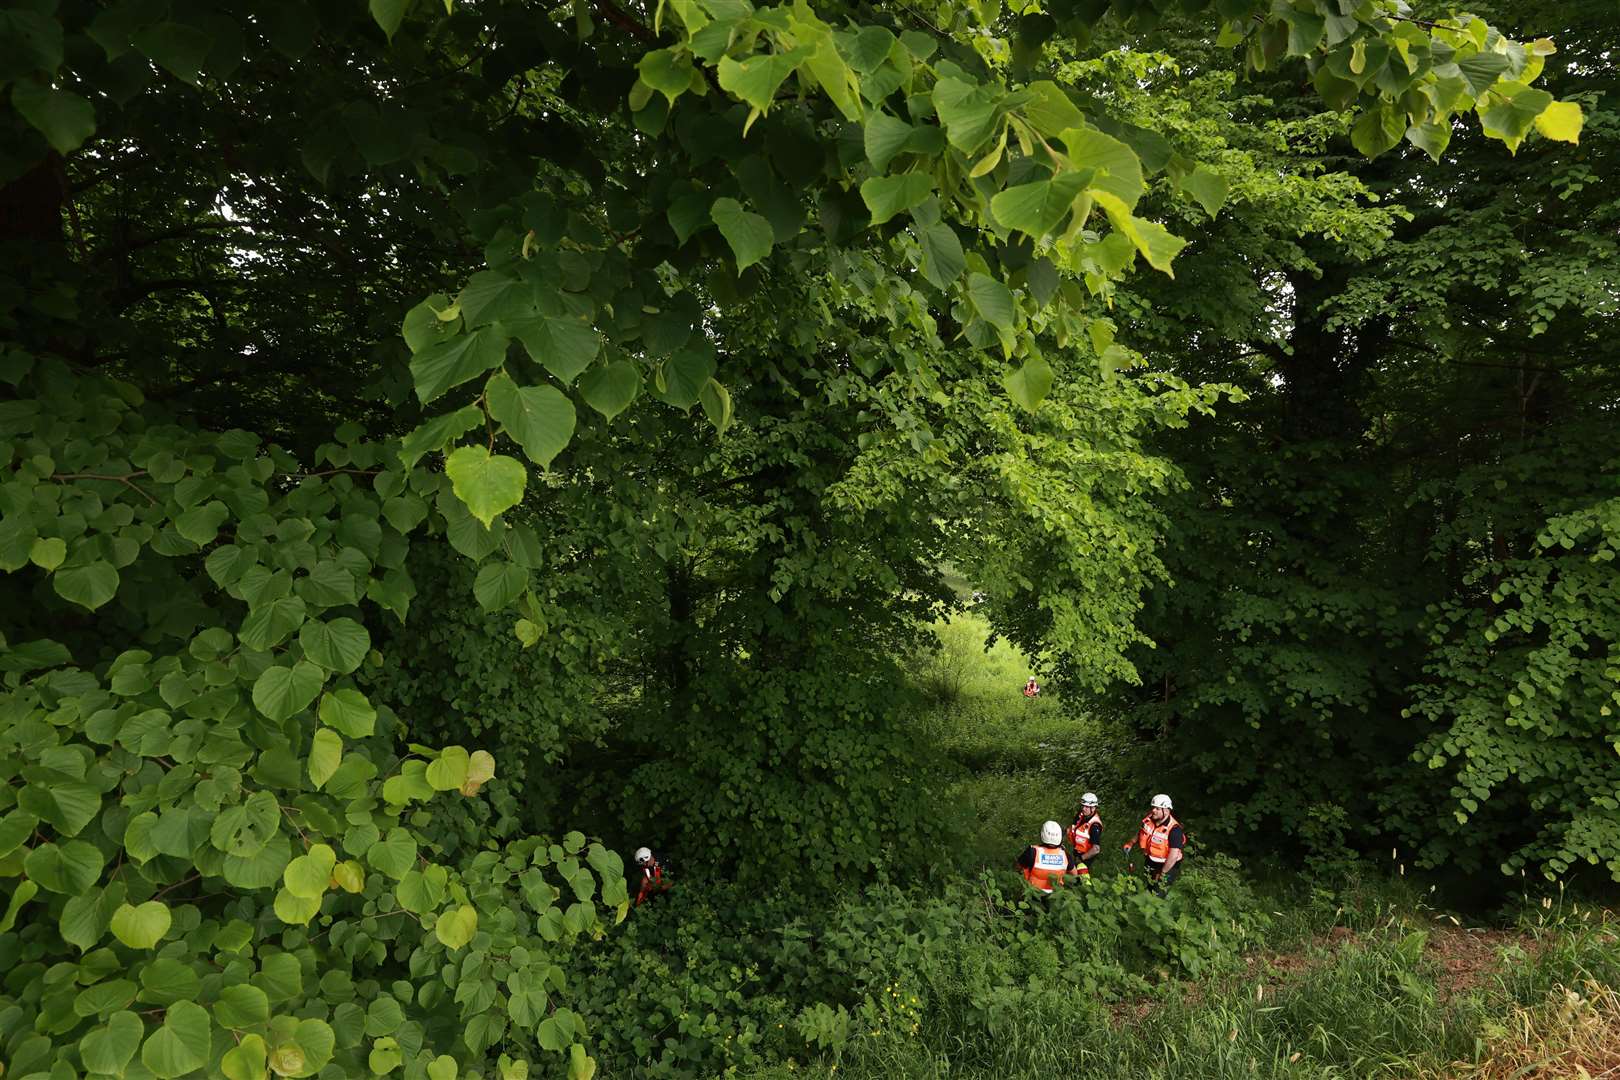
[0,0,1602,1077]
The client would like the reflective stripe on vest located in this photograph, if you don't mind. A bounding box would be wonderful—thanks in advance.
[1021,845,1070,893]
[1136,814,1180,862]
[1070,813,1102,856]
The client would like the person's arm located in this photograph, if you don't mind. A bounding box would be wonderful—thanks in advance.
[1016,846,1036,871]
[1159,827,1185,875]
[1081,822,1102,861]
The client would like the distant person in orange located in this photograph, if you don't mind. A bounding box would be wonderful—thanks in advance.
[1023,676,1040,698]
[631,847,670,907]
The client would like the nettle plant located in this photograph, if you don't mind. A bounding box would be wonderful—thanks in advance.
[0,357,623,1080]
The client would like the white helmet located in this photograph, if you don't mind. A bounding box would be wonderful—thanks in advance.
[1040,820,1062,846]
[1081,792,1099,807]
[1150,794,1173,810]
[634,847,653,865]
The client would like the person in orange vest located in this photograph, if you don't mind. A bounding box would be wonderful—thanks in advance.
[1121,794,1184,893]
[632,846,670,907]
[1017,820,1082,893]
[1068,792,1102,867]
[1023,676,1040,698]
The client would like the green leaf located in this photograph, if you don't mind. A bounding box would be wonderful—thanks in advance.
[284,843,336,898]
[252,661,325,721]
[639,47,695,105]
[254,953,304,1003]
[1004,356,1055,411]
[1533,99,1582,143]
[1405,119,1452,162]
[222,1034,269,1080]
[370,0,412,40]
[410,326,509,404]
[864,113,915,172]
[366,828,418,879]
[699,378,734,435]
[133,22,213,86]
[717,50,805,113]
[54,560,120,610]
[1480,86,1554,152]
[142,1000,211,1079]
[239,595,308,651]
[446,446,527,527]
[990,171,1090,237]
[1180,165,1228,218]
[661,344,716,411]
[474,560,528,611]
[579,361,642,420]
[1351,103,1406,157]
[509,316,600,384]
[319,689,377,738]
[80,1011,143,1076]
[396,865,448,913]
[175,499,229,545]
[428,1054,459,1080]
[399,405,483,470]
[18,781,99,835]
[966,273,1015,333]
[426,745,471,791]
[274,886,321,925]
[309,728,342,789]
[932,78,1000,150]
[110,900,171,949]
[487,373,577,469]
[25,838,104,892]
[860,173,933,227]
[402,293,456,352]
[710,197,774,272]
[298,617,370,673]
[214,984,271,1030]
[435,903,478,949]
[1455,51,1511,96]
[60,886,113,950]
[1063,126,1144,209]
[1094,191,1187,275]
[917,221,965,290]
[1,879,38,932]
[29,537,66,572]
[224,834,293,890]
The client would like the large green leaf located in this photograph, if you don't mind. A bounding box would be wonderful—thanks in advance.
[319,689,377,738]
[12,82,96,155]
[410,326,509,404]
[509,316,600,384]
[579,361,642,421]
[214,984,271,1030]
[239,595,307,651]
[298,617,370,673]
[990,171,1090,237]
[1003,356,1055,412]
[283,843,336,899]
[487,373,576,469]
[864,113,915,172]
[54,560,119,611]
[142,1000,211,1079]
[860,173,933,226]
[932,78,1000,150]
[966,273,1015,333]
[398,405,483,470]
[308,728,342,789]
[434,903,478,949]
[1180,165,1228,218]
[18,781,99,836]
[110,900,171,949]
[366,828,418,879]
[445,446,527,527]
[917,221,965,290]
[79,1011,143,1076]
[474,561,528,612]
[252,661,325,722]
[1062,126,1144,208]
[716,49,806,112]
[710,198,774,272]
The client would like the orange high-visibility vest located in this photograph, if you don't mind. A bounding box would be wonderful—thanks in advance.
[1135,814,1180,862]
[1070,812,1102,857]
[1021,844,1071,893]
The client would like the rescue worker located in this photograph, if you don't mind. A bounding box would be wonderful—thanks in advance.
[1017,820,1080,893]
[1121,794,1184,893]
[1023,676,1040,698]
[1069,792,1103,866]
[631,846,669,907]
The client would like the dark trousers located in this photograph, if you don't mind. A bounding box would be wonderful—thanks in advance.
[1146,858,1181,894]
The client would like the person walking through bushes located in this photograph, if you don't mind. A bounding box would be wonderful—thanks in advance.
[1017,820,1081,893]
[1069,791,1102,868]
[1121,794,1184,894]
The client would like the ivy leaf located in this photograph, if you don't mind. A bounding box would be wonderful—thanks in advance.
[252,661,325,722]
[410,326,509,404]
[435,903,478,949]
[54,560,119,610]
[860,173,933,227]
[445,445,527,527]
[110,900,171,949]
[12,82,96,154]
[710,198,774,272]
[486,373,576,469]
[579,361,642,420]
